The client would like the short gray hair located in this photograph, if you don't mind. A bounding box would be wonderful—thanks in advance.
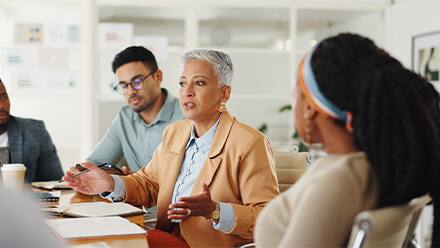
[181,49,233,86]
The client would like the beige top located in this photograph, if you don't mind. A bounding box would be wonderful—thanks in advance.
[255,152,379,247]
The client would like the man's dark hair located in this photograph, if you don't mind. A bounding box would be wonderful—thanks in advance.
[312,33,440,247]
[111,46,158,73]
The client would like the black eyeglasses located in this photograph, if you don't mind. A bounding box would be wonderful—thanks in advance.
[113,69,157,94]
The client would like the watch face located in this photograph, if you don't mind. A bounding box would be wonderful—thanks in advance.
[100,164,124,175]
[211,204,221,221]
[212,211,220,219]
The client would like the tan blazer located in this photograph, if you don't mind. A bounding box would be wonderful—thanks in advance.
[122,112,280,247]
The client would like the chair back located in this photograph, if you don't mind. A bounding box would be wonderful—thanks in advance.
[347,194,431,248]
[274,151,308,192]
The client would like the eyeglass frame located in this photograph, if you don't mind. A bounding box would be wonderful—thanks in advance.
[0,93,9,102]
[112,69,157,94]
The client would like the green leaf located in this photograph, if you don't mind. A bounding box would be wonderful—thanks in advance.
[278,104,292,113]
[258,123,268,134]
[298,142,309,152]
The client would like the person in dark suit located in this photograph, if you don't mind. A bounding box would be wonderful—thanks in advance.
[0,78,63,182]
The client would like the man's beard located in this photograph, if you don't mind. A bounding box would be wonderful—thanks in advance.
[132,101,150,113]
[0,120,9,134]
[131,94,159,113]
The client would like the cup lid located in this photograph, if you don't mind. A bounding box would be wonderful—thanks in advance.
[1,163,26,171]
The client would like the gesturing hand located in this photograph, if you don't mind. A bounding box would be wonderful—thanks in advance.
[168,182,217,220]
[62,162,114,195]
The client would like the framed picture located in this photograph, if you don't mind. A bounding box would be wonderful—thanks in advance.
[412,31,440,91]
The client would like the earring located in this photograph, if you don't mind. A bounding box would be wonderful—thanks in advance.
[308,143,324,166]
[219,101,227,112]
[303,109,324,165]
[303,110,313,145]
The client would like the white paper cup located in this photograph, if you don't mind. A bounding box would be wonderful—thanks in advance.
[1,163,26,190]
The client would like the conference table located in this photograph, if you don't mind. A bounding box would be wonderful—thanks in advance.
[45,190,149,247]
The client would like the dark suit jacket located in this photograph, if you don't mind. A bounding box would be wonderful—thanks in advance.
[7,116,63,182]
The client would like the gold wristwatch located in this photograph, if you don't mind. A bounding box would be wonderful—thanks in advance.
[210,203,221,223]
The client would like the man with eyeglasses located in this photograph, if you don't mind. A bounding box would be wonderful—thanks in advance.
[86,46,183,174]
[0,79,63,182]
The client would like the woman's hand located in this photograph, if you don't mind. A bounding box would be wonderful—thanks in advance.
[121,166,134,175]
[63,162,114,195]
[168,182,217,220]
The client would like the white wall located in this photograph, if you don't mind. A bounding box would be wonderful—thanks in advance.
[308,10,385,48]
[328,11,385,47]
[389,0,440,68]
[0,1,83,171]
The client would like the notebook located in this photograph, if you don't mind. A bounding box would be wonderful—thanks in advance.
[46,216,146,239]
[43,202,144,217]
[31,180,71,190]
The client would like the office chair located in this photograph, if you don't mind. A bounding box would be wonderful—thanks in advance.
[236,151,308,248]
[347,194,431,248]
[274,151,308,192]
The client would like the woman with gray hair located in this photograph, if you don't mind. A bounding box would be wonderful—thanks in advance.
[63,49,279,247]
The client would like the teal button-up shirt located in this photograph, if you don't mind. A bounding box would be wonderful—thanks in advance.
[87,89,183,171]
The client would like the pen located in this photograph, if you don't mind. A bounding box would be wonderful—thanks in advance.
[59,162,108,182]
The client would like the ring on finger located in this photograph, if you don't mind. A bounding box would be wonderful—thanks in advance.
[186,208,191,216]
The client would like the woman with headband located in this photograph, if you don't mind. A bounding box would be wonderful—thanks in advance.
[255,33,440,247]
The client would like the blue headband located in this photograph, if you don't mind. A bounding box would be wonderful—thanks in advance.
[302,53,348,122]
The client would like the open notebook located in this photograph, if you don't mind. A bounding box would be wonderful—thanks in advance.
[46,216,146,239]
[43,202,144,217]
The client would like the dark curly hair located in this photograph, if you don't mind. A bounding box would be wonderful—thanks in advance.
[311,33,440,247]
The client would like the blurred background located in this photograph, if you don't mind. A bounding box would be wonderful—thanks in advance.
[0,0,438,169]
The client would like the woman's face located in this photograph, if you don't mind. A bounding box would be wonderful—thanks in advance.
[179,60,230,123]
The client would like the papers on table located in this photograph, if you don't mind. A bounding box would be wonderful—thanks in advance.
[69,242,110,248]
[32,180,71,190]
[42,202,144,218]
[46,216,146,239]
